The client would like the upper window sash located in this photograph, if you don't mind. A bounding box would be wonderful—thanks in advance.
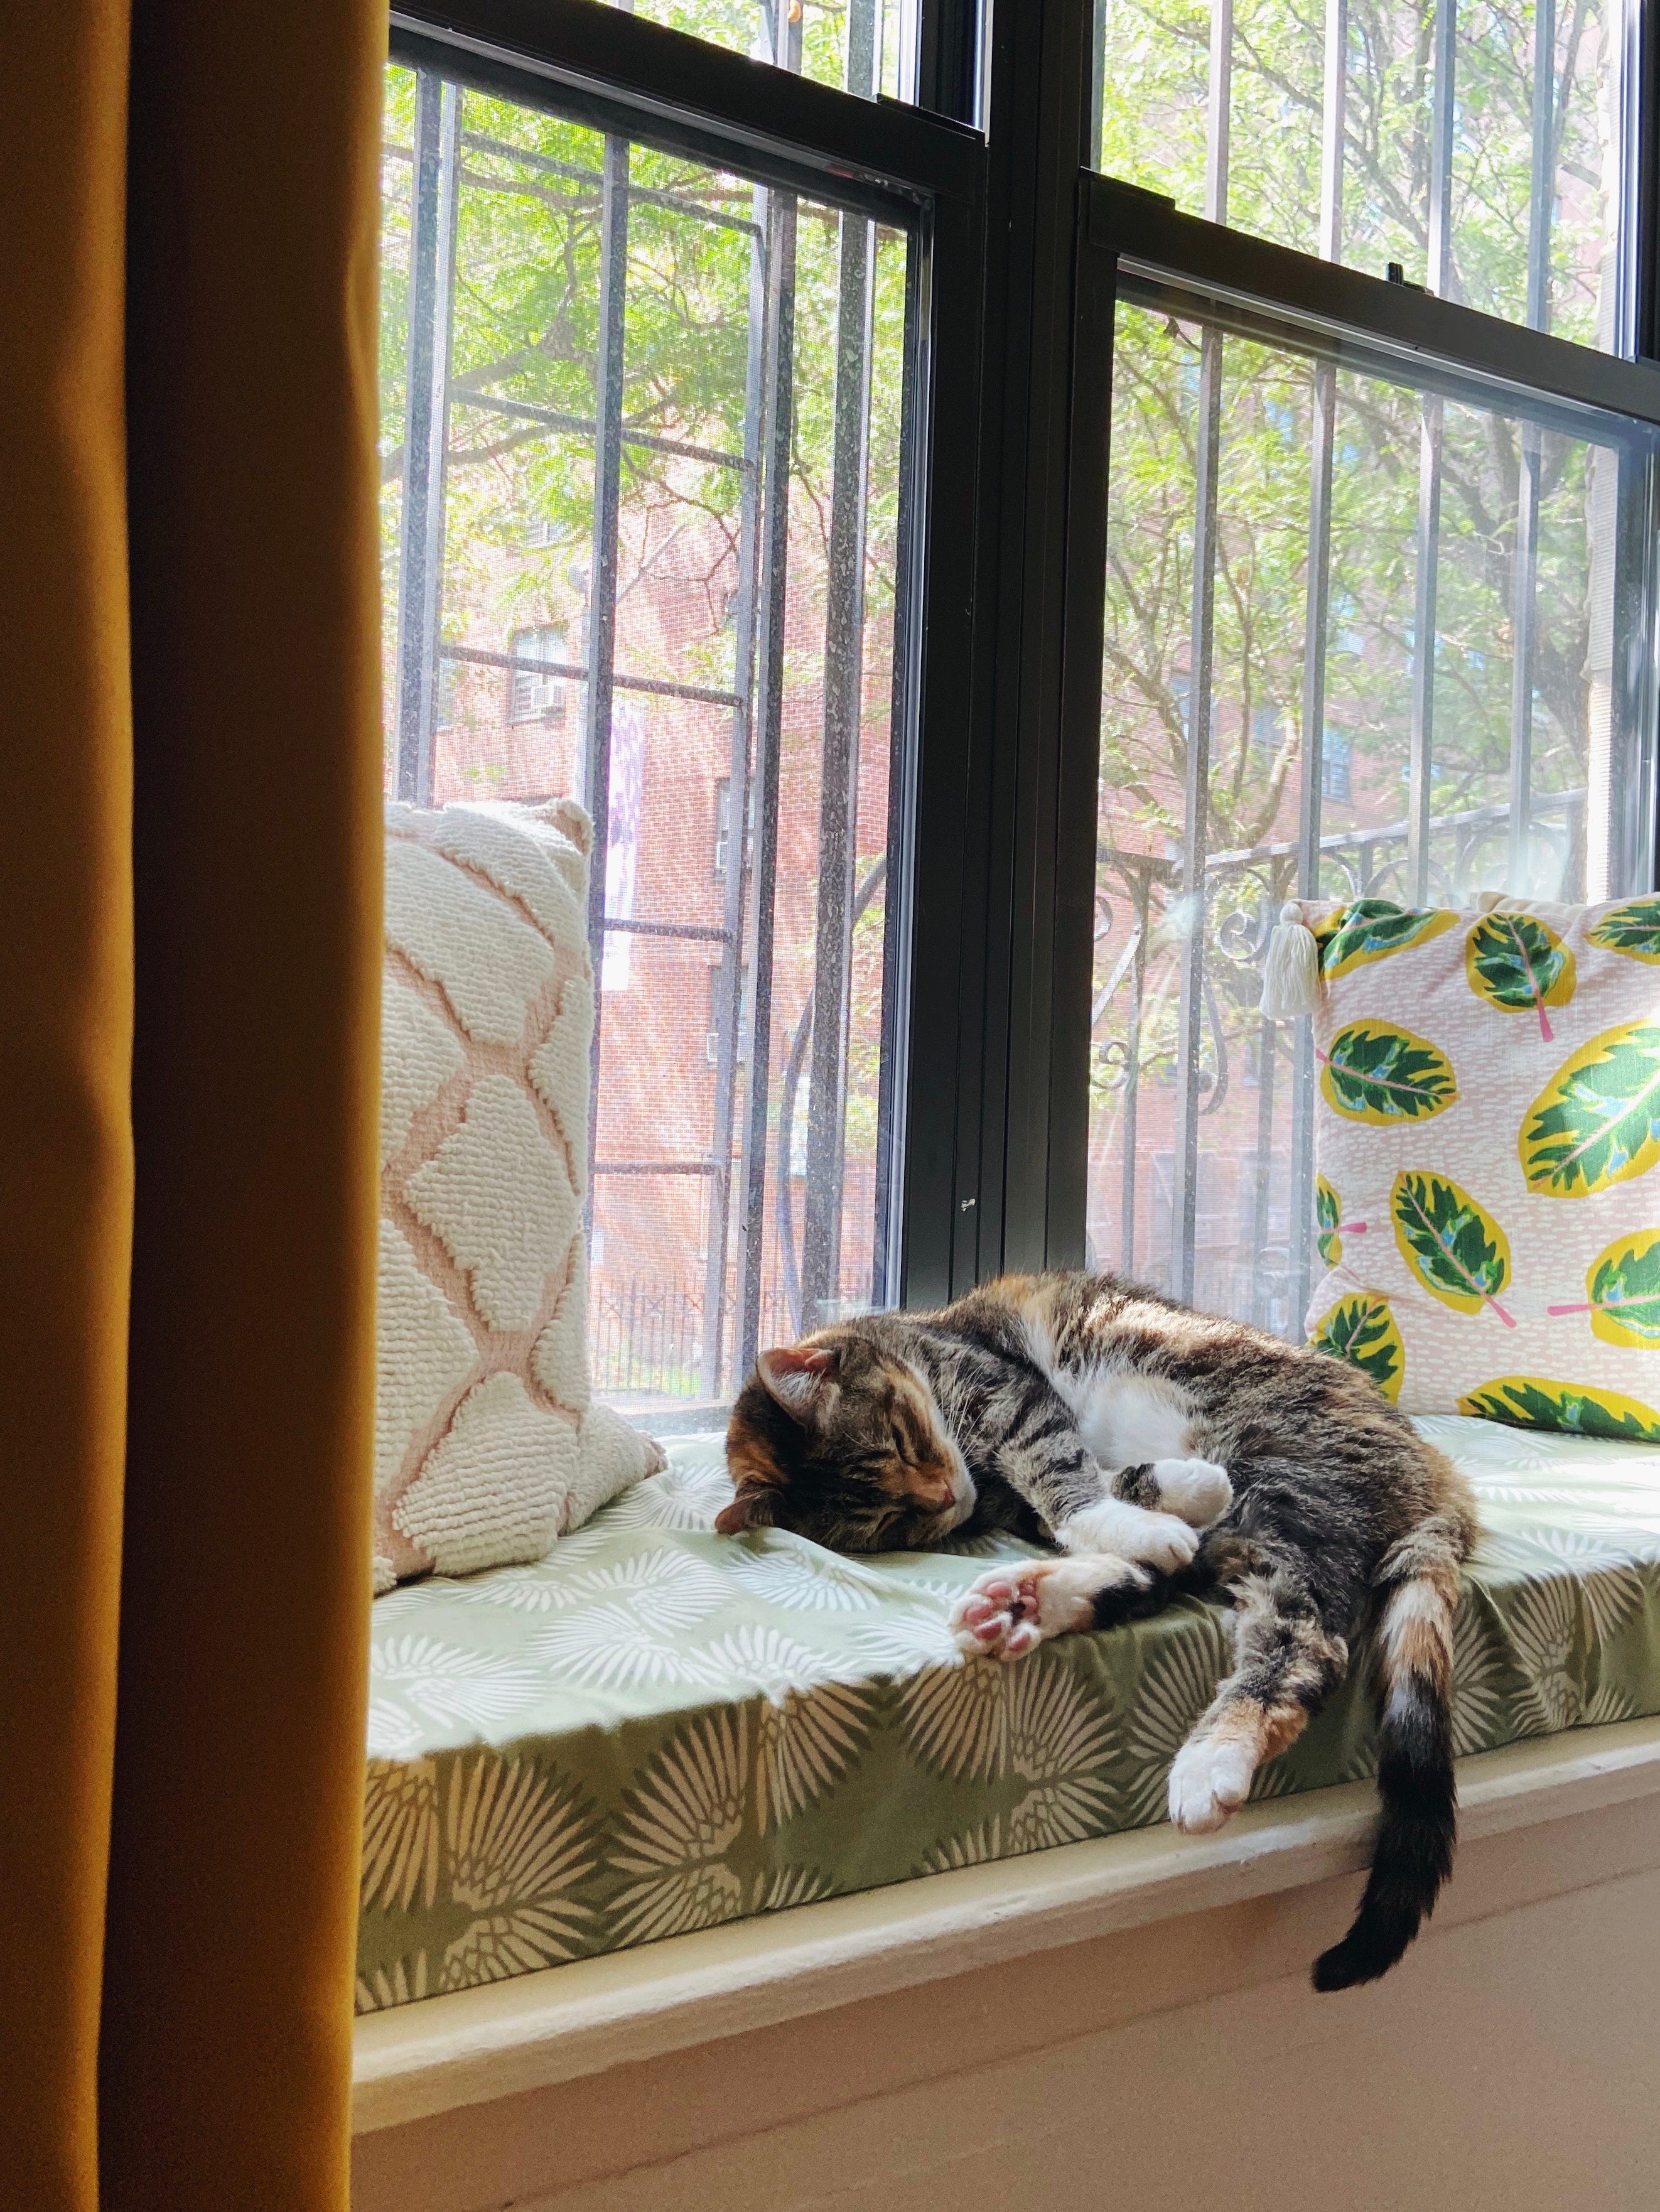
[1086,173,1660,429]
[1091,0,1651,359]
[391,0,984,220]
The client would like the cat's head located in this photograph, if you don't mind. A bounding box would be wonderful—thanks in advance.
[718,1333,974,1554]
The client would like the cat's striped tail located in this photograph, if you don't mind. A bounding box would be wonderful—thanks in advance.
[1312,1517,1466,1993]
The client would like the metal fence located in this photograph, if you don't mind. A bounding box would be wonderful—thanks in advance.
[590,1276,802,1402]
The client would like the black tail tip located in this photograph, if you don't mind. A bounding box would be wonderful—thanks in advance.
[1310,1939,1367,1993]
[1311,1923,1411,1993]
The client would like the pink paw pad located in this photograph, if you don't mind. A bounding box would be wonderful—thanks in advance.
[951,1568,1047,1661]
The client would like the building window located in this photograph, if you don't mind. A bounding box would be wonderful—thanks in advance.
[1320,731,1352,806]
[508,626,568,723]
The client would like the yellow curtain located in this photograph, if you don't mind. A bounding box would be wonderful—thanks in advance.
[0,3,384,2206]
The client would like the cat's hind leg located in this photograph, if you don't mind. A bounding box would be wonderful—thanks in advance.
[1167,1556,1348,1833]
[951,1551,1165,1661]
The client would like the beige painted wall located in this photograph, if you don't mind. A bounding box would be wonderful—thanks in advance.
[355,1794,1660,2212]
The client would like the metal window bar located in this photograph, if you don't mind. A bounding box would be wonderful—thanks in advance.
[800,0,878,1330]
[735,180,799,1381]
[731,0,804,1384]
[394,76,460,806]
[871,228,923,1312]
[1170,0,1232,1305]
[582,129,631,1214]
[1508,0,1560,892]
[701,181,770,1398]
[1285,0,1346,1337]
[441,640,743,710]
[1409,0,1456,911]
[461,127,766,237]
[451,389,751,474]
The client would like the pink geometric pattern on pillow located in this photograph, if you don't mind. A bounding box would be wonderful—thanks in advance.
[374,799,663,1592]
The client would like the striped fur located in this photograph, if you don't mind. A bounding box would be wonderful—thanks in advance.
[723,1270,1478,1990]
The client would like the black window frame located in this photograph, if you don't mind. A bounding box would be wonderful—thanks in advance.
[386,0,1660,1341]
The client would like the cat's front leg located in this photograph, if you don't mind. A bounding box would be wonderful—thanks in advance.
[1113,1457,1234,1530]
[1056,1491,1204,1574]
[951,1553,1153,1661]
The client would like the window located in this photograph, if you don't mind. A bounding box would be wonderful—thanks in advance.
[1082,194,1659,1336]
[1320,729,1352,805]
[380,34,940,1415]
[507,625,569,721]
[1093,0,1644,351]
[381,0,1660,1406]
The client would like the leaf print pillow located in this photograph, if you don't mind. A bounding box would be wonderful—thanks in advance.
[1299,890,1660,1437]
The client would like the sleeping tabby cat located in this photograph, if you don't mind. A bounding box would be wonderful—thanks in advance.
[718,1269,1477,1991]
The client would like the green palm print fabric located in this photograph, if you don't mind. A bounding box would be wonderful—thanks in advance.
[356,1422,1660,2013]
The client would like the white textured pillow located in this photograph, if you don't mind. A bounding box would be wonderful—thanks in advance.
[374,798,663,1592]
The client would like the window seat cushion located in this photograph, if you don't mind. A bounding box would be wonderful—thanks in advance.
[357,1416,1660,2014]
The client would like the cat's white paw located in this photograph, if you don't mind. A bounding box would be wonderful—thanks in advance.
[1151,1457,1232,1528]
[1059,1499,1199,1574]
[950,1556,1146,1662]
[1167,1731,1256,1833]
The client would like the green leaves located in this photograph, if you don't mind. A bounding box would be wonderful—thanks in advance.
[1464,913,1575,1042]
[1549,1231,1660,1349]
[1314,1174,1367,1266]
[1318,898,1457,979]
[1588,898,1660,964]
[1457,1377,1660,1443]
[1320,1022,1458,1125]
[1518,1022,1660,1196]
[1389,1171,1514,1324]
[1310,1292,1404,1402]
[1315,1175,1342,1265]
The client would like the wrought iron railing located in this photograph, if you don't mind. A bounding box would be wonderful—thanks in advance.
[1092,787,1587,1341]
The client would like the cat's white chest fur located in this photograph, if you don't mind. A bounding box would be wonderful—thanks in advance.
[1053,1366,1197,1467]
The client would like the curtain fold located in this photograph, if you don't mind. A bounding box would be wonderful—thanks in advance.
[1,3,384,2206]
[0,8,134,2209]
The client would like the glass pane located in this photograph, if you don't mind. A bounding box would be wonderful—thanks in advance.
[1094,0,1636,350]
[1089,291,1656,1329]
[603,0,915,103]
[380,65,913,1416]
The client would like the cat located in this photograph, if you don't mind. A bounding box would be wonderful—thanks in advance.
[718,1268,1478,1992]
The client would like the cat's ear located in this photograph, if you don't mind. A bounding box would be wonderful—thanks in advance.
[715,1483,778,1536]
[756,1344,840,1419]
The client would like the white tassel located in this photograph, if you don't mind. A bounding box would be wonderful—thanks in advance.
[1259,900,1322,1020]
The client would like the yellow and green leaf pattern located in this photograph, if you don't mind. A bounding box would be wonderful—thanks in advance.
[1465,912,1576,1042]
[1587,897,1660,964]
[1320,1022,1457,1124]
[1315,1174,1342,1265]
[1318,898,1458,979]
[1390,1170,1514,1325]
[1548,1230,1660,1348]
[1519,1021,1660,1195]
[1457,1377,1660,1443]
[1310,1291,1404,1401]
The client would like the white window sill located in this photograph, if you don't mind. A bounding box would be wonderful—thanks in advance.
[353,1712,1660,2135]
